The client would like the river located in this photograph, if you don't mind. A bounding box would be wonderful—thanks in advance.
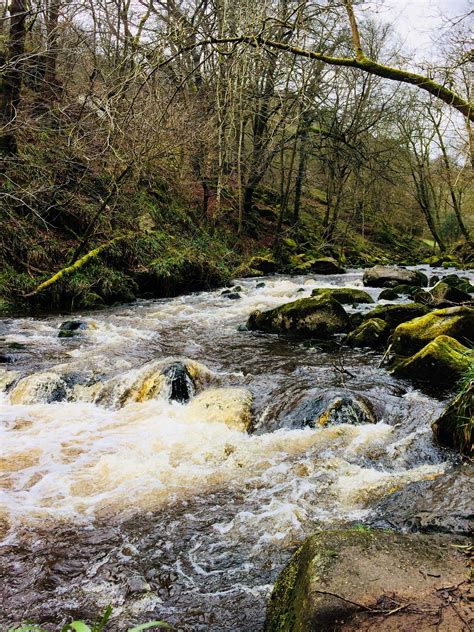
[0,268,469,630]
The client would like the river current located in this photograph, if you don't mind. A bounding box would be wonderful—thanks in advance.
[0,268,470,630]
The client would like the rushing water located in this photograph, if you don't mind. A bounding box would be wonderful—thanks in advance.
[0,268,470,630]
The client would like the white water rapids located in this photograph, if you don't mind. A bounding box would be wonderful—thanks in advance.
[0,268,468,630]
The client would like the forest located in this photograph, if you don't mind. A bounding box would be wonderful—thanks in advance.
[0,0,473,631]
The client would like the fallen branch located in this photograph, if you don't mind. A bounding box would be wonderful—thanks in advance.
[24,235,128,297]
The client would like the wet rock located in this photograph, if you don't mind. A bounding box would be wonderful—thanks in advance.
[266,529,469,632]
[58,321,88,338]
[256,282,266,288]
[0,354,13,363]
[9,372,68,404]
[285,389,376,429]
[429,275,440,287]
[349,312,364,329]
[390,335,473,386]
[346,318,390,349]
[372,468,473,535]
[162,361,195,403]
[393,283,419,297]
[378,288,398,300]
[391,305,474,356]
[363,303,429,330]
[311,287,373,305]
[225,292,241,300]
[246,296,350,338]
[187,387,253,431]
[432,381,473,456]
[363,265,427,288]
[429,281,472,305]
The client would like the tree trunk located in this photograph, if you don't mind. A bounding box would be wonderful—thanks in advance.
[43,0,61,100]
[0,0,28,155]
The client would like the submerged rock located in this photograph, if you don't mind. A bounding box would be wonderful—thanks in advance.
[187,387,253,432]
[9,372,68,404]
[285,390,376,429]
[391,305,474,356]
[58,321,88,338]
[266,529,469,632]
[363,265,427,288]
[346,318,390,349]
[390,335,473,385]
[246,296,350,338]
[363,303,429,330]
[432,380,473,456]
[372,468,473,535]
[311,287,373,305]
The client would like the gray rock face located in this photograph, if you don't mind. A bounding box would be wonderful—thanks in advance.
[363,265,427,288]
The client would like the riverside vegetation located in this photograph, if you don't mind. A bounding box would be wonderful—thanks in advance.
[0,1,473,631]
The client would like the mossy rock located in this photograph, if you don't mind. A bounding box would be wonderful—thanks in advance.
[346,318,390,349]
[393,284,419,297]
[311,288,373,305]
[308,257,346,274]
[432,377,473,456]
[284,389,376,428]
[429,282,472,305]
[265,529,469,632]
[363,303,429,330]
[246,296,350,338]
[390,335,473,386]
[391,306,474,356]
[378,288,398,300]
[363,265,427,288]
[441,274,474,294]
[247,255,278,274]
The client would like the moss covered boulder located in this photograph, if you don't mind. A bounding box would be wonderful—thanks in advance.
[442,274,474,294]
[311,287,373,305]
[346,318,390,349]
[432,372,473,456]
[265,529,469,632]
[292,257,345,275]
[362,303,429,330]
[363,265,427,288]
[247,255,278,274]
[246,297,350,338]
[429,281,472,305]
[378,288,398,300]
[391,305,474,356]
[390,335,473,385]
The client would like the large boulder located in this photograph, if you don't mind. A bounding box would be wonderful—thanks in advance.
[265,529,469,632]
[432,378,473,456]
[346,318,390,349]
[362,303,429,330]
[390,335,473,385]
[284,389,376,429]
[246,297,350,338]
[391,306,474,356]
[363,265,427,288]
[311,288,373,305]
[442,274,474,293]
[9,371,68,404]
[186,387,253,432]
[247,255,278,274]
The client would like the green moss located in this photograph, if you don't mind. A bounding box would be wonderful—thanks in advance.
[363,303,429,330]
[392,306,474,356]
[391,335,473,386]
[346,318,390,348]
[311,288,374,305]
[432,362,473,456]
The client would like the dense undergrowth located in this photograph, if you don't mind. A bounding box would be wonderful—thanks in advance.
[0,126,466,316]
